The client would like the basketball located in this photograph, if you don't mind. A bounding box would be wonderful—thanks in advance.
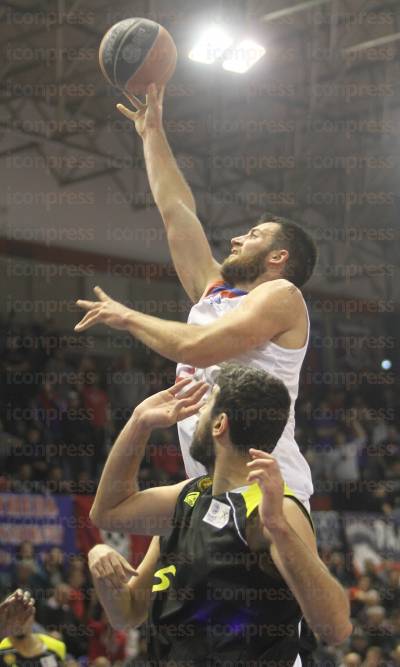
[99,18,177,95]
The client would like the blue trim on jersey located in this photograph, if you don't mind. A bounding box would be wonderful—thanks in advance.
[208,283,248,297]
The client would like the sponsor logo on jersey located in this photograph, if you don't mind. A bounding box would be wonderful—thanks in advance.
[184,491,200,507]
[197,477,212,492]
[203,499,231,529]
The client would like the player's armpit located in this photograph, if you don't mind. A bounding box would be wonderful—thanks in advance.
[90,479,192,536]
[162,200,221,302]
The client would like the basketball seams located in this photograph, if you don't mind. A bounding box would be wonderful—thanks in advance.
[113,18,145,89]
[124,25,177,95]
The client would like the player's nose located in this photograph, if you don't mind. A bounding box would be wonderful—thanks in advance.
[231,236,243,248]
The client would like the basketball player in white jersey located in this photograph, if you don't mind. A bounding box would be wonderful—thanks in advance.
[75,85,318,506]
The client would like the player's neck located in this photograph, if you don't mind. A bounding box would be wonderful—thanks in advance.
[212,454,249,496]
[231,274,274,293]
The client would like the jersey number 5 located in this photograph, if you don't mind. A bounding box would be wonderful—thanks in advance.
[152,564,176,592]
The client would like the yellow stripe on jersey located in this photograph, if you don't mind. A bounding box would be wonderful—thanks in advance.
[241,482,315,533]
[241,482,295,518]
[38,635,66,660]
[0,635,65,661]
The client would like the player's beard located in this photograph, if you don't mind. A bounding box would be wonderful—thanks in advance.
[190,418,216,472]
[221,248,269,286]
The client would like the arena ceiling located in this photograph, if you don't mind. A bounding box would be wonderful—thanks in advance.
[0,0,399,301]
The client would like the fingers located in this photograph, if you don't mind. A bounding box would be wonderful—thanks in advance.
[177,380,208,400]
[116,103,137,120]
[92,555,136,592]
[74,310,102,332]
[122,561,138,578]
[123,92,146,110]
[76,299,98,311]
[179,383,208,406]
[93,286,110,302]
[247,469,268,485]
[169,377,196,395]
[249,448,274,460]
[180,398,207,420]
[156,85,165,105]
[75,287,109,317]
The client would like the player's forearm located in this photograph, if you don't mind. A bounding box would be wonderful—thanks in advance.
[124,309,257,367]
[92,577,131,629]
[124,309,203,364]
[143,127,196,215]
[269,521,352,645]
[90,415,151,527]
[91,575,138,630]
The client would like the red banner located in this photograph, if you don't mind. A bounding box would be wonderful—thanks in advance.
[73,495,151,568]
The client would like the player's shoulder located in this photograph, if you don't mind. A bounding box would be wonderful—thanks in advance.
[252,279,304,309]
[258,278,301,295]
[178,475,213,504]
[37,634,66,660]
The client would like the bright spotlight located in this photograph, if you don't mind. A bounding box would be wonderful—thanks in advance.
[222,39,266,73]
[381,359,392,370]
[189,24,234,64]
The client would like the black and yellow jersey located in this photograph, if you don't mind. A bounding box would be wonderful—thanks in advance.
[147,475,314,666]
[0,634,66,667]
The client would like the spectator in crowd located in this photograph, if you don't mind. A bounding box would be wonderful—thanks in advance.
[40,548,66,589]
[361,646,385,667]
[0,590,35,640]
[340,653,362,667]
[325,420,366,483]
[87,609,126,663]
[0,604,66,667]
[108,352,148,432]
[81,373,110,468]
[36,583,88,657]
[388,644,400,667]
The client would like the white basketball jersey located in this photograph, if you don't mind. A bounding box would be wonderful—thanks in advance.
[177,281,313,505]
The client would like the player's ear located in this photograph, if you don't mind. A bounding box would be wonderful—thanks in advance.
[267,248,289,269]
[212,412,228,437]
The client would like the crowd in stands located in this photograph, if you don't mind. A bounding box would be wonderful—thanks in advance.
[0,320,399,666]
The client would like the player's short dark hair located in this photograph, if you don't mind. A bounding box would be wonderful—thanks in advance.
[259,212,317,287]
[211,364,290,454]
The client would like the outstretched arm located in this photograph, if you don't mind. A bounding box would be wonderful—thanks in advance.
[76,279,302,366]
[118,86,220,302]
[89,378,207,535]
[247,450,352,646]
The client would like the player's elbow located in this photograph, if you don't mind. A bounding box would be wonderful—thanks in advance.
[89,505,112,530]
[316,619,353,646]
[180,337,216,367]
[328,621,353,646]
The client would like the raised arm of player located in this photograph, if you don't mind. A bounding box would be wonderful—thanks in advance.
[89,378,208,535]
[88,537,160,630]
[75,279,305,366]
[246,449,352,646]
[117,85,221,302]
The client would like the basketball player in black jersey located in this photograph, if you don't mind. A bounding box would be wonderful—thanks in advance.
[89,364,351,665]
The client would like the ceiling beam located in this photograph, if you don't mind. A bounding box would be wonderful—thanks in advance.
[261,0,332,23]
[343,31,400,53]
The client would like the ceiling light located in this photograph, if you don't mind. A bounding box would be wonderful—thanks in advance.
[189,24,234,64]
[222,39,266,73]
